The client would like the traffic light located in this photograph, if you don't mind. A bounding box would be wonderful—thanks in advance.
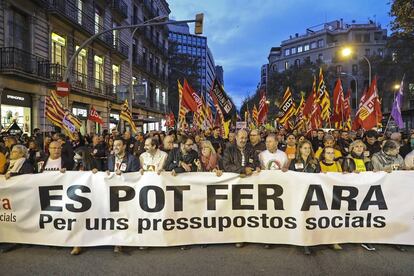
[195,13,204,35]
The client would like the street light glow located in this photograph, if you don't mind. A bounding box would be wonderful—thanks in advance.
[341,47,352,57]
[394,84,401,90]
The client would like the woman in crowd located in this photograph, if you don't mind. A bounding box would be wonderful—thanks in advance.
[288,140,320,173]
[340,140,376,251]
[319,146,343,250]
[371,140,405,172]
[4,145,33,179]
[195,140,223,176]
[319,146,343,173]
[288,140,320,255]
[27,140,46,169]
[341,140,373,173]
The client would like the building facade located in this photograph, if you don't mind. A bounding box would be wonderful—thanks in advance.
[168,22,215,97]
[267,19,387,109]
[0,0,170,135]
[215,65,224,86]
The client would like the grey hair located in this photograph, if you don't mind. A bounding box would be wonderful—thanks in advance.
[13,144,29,159]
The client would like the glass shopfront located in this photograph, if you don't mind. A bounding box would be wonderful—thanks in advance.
[1,90,32,134]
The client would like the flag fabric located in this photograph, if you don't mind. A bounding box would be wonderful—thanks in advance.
[88,106,104,125]
[164,112,175,128]
[316,68,331,123]
[210,89,226,135]
[252,105,259,126]
[182,79,199,112]
[210,79,236,120]
[45,90,81,139]
[293,94,306,132]
[257,90,269,125]
[177,80,189,127]
[352,88,368,130]
[343,89,352,130]
[303,76,322,131]
[353,77,382,130]
[120,100,137,133]
[391,77,404,128]
[331,78,345,129]
[278,87,296,126]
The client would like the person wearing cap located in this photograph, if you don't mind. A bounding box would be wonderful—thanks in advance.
[371,140,405,172]
[364,130,381,158]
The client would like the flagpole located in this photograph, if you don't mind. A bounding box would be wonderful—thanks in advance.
[384,88,398,133]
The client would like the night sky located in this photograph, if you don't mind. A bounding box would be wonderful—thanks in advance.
[168,0,392,108]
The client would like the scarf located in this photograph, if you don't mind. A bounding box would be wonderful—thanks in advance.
[7,157,26,174]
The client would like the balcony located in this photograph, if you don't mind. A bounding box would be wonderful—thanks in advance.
[111,0,128,19]
[44,0,95,35]
[0,47,50,81]
[48,64,115,100]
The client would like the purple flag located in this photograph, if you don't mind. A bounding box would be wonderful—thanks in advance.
[391,78,404,128]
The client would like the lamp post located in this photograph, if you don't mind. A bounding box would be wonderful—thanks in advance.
[341,47,371,86]
[340,72,358,110]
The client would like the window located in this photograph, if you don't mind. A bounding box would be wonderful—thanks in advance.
[304,44,310,51]
[317,39,324,48]
[77,0,83,25]
[284,49,290,56]
[9,8,30,50]
[297,45,303,53]
[363,34,370,42]
[112,64,120,93]
[113,22,119,48]
[75,46,87,84]
[94,55,104,89]
[94,8,103,34]
[355,34,362,42]
[318,53,323,61]
[310,41,317,49]
[352,64,358,75]
[291,47,296,54]
[51,32,66,65]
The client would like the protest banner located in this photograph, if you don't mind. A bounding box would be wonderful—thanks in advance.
[1,171,414,247]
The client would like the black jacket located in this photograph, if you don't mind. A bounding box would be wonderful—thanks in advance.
[288,157,321,173]
[164,147,198,173]
[7,160,34,177]
[221,144,260,173]
[107,153,140,172]
[341,153,373,172]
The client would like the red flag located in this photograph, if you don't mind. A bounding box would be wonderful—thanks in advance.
[331,78,345,128]
[182,79,199,112]
[164,112,175,127]
[88,106,104,125]
[304,76,321,131]
[343,89,352,130]
[353,77,381,130]
[257,90,268,125]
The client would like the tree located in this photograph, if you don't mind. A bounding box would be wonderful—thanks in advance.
[390,0,414,34]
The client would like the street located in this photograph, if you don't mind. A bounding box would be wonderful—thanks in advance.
[1,243,414,275]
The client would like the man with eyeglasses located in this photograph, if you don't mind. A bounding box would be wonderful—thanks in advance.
[164,134,198,176]
[37,141,73,173]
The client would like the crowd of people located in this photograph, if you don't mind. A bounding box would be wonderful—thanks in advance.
[1,126,414,255]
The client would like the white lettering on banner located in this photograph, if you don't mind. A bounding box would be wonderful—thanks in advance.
[6,95,25,101]
[0,171,414,247]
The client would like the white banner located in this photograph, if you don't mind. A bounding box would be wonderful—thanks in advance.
[1,171,414,247]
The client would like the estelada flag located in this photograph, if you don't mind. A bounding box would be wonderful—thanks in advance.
[88,106,104,125]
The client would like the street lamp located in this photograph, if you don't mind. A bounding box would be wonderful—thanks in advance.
[340,72,358,110]
[341,47,371,85]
